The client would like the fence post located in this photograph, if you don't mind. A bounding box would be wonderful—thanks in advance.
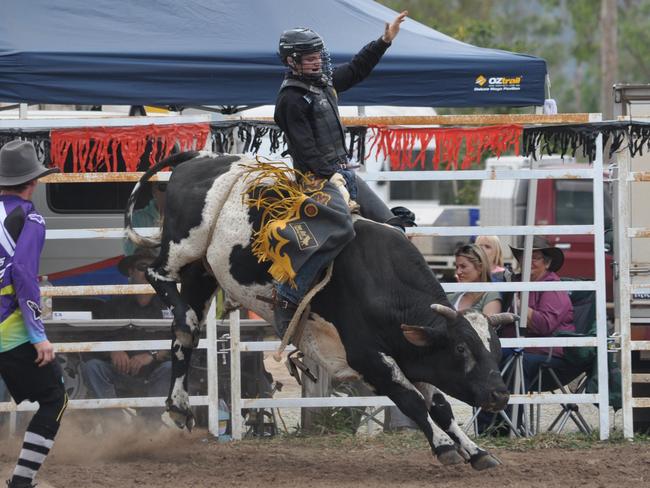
[230,309,243,439]
[594,133,610,439]
[617,145,634,439]
[206,299,220,437]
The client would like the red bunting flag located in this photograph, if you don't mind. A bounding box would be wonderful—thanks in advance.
[368,124,522,170]
[50,123,211,172]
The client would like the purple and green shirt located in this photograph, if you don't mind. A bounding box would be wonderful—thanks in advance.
[0,195,47,352]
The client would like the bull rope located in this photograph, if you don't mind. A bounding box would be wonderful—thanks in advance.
[273,261,334,362]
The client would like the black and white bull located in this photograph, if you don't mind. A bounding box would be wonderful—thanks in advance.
[125,152,512,470]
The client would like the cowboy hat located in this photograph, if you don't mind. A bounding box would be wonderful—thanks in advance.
[118,247,158,276]
[0,140,60,186]
[509,236,564,273]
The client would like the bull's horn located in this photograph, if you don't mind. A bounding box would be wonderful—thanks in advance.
[430,304,457,320]
[487,313,519,327]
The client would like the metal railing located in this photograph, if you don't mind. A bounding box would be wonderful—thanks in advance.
[0,113,611,440]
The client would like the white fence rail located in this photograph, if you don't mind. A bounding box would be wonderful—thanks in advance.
[224,138,610,439]
[615,144,650,438]
[0,116,611,441]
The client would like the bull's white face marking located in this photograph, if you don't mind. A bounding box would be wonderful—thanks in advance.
[463,311,492,353]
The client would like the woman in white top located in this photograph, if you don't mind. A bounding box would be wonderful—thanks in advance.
[447,244,502,315]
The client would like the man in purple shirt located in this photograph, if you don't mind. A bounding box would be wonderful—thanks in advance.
[0,140,66,488]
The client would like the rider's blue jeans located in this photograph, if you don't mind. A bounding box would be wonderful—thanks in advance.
[337,168,358,200]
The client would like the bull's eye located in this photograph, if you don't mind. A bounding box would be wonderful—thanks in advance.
[456,344,466,355]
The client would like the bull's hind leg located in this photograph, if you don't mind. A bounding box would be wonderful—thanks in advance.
[350,352,463,466]
[166,262,218,430]
[415,383,501,471]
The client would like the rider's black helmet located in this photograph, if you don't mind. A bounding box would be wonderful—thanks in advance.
[278,28,324,66]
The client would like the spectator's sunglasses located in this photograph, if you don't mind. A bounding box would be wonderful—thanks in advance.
[458,244,480,257]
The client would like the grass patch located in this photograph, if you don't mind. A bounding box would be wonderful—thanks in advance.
[469,431,650,451]
[233,429,650,453]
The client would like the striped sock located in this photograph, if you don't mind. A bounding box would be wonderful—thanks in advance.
[10,430,54,485]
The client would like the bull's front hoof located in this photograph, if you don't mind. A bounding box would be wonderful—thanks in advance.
[434,445,465,466]
[470,451,502,471]
[165,401,195,432]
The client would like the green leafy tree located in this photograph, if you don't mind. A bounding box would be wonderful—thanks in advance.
[377,0,650,114]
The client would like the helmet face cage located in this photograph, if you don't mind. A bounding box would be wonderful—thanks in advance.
[279,28,332,82]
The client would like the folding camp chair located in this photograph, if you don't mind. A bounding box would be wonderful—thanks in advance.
[467,279,597,437]
[527,282,597,435]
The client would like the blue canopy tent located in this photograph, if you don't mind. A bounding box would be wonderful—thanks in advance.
[0,0,547,108]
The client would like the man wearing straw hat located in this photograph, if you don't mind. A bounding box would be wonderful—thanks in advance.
[0,140,66,488]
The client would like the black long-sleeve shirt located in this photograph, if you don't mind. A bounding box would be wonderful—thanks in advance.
[274,37,391,177]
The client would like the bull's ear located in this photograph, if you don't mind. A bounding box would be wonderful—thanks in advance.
[401,324,445,347]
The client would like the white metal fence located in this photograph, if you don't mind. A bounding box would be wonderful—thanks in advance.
[0,114,611,441]
[615,139,650,438]
[227,134,610,440]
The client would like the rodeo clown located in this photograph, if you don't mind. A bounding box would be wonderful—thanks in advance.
[0,141,67,488]
[271,11,408,335]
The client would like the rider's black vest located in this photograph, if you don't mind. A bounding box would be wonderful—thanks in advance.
[280,78,348,173]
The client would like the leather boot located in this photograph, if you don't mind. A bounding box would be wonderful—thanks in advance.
[273,299,298,337]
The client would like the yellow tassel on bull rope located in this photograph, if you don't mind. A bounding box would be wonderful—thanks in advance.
[240,159,326,287]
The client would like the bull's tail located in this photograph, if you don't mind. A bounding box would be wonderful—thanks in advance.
[125,150,202,248]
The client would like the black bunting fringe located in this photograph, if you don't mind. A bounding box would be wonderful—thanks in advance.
[0,130,51,163]
[207,121,368,162]
[523,121,650,162]
[2,121,649,169]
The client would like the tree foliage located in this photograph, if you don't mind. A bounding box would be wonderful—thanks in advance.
[376,0,650,114]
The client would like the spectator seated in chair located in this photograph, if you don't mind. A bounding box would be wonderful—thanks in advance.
[477,237,583,435]
[500,237,576,390]
[447,244,502,315]
[81,247,171,426]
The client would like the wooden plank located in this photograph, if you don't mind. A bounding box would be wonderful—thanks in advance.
[243,113,593,126]
[41,171,170,183]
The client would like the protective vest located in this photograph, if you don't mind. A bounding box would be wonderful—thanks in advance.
[280,78,348,173]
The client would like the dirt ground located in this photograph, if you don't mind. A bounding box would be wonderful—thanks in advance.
[1,355,644,488]
[1,423,648,488]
